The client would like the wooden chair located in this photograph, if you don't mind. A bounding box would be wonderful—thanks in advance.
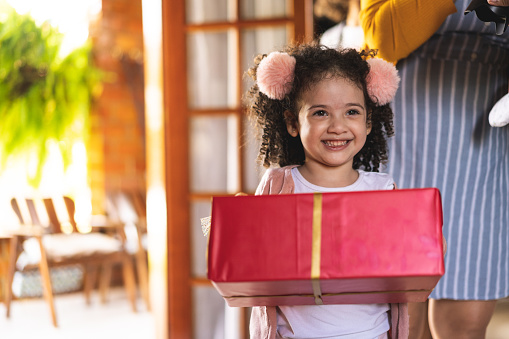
[105,190,150,311]
[6,196,138,327]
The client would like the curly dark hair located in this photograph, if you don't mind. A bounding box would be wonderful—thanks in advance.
[244,42,394,172]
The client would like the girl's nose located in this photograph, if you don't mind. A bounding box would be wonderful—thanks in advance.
[327,116,347,134]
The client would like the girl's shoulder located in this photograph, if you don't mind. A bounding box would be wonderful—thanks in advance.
[358,170,395,190]
[255,165,298,195]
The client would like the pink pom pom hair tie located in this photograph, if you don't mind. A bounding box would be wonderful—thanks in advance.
[256,52,296,100]
[257,51,399,106]
[366,58,400,106]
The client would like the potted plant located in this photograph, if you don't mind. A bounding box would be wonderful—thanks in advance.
[0,8,102,186]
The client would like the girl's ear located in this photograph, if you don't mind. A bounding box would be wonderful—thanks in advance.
[284,110,299,137]
[366,111,372,135]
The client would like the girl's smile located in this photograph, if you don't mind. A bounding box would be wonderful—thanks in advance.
[322,140,348,148]
[286,76,371,186]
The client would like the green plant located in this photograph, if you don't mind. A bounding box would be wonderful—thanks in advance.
[0,8,102,186]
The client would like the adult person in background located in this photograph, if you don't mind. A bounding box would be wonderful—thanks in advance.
[315,0,363,50]
[360,1,509,338]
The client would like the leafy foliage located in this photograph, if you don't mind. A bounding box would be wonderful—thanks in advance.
[0,8,102,186]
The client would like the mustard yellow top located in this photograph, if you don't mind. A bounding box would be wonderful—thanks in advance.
[360,0,457,63]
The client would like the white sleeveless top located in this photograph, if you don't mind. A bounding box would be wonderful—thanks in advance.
[276,167,394,339]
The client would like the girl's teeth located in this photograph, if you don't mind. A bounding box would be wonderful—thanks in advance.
[324,140,347,147]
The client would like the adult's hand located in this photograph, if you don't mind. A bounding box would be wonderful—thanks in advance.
[487,0,509,6]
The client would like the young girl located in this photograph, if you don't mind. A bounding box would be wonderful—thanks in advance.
[244,43,406,339]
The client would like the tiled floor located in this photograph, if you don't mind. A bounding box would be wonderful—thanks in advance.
[1,290,508,339]
[0,288,155,339]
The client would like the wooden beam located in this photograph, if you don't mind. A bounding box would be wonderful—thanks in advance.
[292,0,314,43]
[162,0,192,337]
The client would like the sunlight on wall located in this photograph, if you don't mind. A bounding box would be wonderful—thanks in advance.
[0,0,101,228]
[142,1,167,338]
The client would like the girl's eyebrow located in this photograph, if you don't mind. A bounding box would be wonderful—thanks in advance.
[308,103,365,110]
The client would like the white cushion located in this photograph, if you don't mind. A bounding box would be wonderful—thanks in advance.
[17,233,122,270]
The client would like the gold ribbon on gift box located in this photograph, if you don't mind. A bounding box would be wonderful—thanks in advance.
[311,193,323,305]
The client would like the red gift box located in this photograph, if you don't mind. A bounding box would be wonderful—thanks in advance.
[207,188,444,307]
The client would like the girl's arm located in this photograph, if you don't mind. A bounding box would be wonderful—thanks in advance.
[360,0,457,63]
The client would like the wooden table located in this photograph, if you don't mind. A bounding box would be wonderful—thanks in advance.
[0,226,44,303]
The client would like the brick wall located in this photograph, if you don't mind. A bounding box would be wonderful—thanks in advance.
[88,0,146,214]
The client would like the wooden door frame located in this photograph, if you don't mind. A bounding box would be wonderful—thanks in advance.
[162,0,192,338]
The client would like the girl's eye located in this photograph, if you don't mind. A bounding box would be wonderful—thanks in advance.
[346,109,360,116]
[312,110,328,117]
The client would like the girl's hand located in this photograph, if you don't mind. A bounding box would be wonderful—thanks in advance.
[487,0,509,6]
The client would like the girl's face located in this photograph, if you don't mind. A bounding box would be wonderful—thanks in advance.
[287,77,371,172]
